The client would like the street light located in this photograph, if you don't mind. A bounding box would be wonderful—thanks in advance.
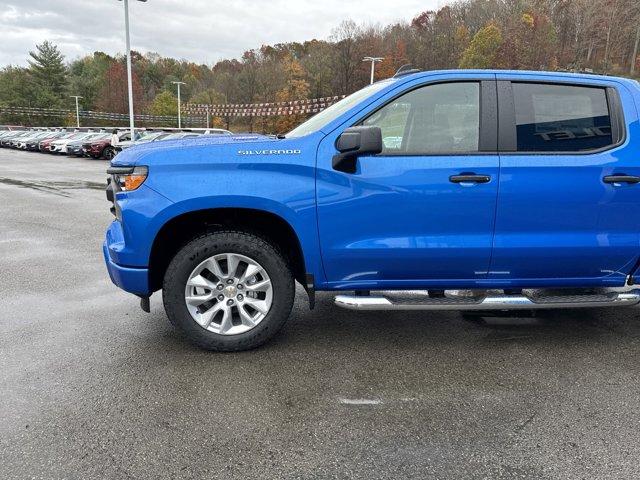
[363,56,384,85]
[70,95,82,127]
[118,0,147,140]
[172,81,186,129]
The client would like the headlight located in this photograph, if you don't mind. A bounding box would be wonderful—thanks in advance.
[107,166,148,191]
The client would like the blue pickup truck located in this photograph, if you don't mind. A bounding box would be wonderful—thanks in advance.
[104,68,640,351]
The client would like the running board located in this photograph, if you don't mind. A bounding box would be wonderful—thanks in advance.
[334,291,640,311]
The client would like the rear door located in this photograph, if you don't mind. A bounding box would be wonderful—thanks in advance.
[491,75,640,286]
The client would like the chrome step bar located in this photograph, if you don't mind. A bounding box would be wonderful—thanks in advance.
[334,291,640,311]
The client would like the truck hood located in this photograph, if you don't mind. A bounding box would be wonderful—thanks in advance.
[110,133,289,167]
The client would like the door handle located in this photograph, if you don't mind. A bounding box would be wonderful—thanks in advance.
[449,174,491,184]
[603,174,640,184]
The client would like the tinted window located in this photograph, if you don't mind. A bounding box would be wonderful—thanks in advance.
[513,83,613,152]
[362,82,480,154]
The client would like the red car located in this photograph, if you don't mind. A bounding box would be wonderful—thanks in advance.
[82,138,113,159]
[82,132,131,159]
[38,132,73,152]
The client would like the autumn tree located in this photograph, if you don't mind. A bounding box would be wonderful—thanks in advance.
[96,61,144,113]
[376,40,409,80]
[189,88,226,106]
[497,11,557,70]
[459,22,503,68]
[68,52,112,111]
[331,20,362,95]
[150,90,178,117]
[274,54,310,133]
[301,40,334,97]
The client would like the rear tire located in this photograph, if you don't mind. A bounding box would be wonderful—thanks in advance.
[103,146,115,160]
[162,231,295,351]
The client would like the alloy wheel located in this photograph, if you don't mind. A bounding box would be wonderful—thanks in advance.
[184,253,273,335]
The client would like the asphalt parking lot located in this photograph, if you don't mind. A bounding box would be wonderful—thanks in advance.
[1,149,640,479]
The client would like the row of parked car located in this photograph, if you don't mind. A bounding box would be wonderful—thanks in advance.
[0,127,233,159]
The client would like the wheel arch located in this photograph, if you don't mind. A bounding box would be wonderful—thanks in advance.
[148,207,308,292]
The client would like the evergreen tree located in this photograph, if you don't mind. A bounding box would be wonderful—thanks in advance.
[27,41,68,107]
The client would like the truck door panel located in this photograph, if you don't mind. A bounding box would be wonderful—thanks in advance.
[491,77,640,285]
[316,77,500,287]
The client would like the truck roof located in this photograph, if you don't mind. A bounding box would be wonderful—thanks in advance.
[396,69,639,88]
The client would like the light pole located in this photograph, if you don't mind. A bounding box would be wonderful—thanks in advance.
[363,56,384,84]
[172,81,186,128]
[70,95,82,127]
[118,0,147,140]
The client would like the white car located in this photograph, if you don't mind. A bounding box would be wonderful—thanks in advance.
[49,132,94,153]
[116,131,170,151]
[115,131,202,153]
[16,131,53,149]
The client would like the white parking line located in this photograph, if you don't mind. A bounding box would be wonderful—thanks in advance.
[338,398,383,405]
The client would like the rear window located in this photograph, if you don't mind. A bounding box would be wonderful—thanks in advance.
[513,83,613,152]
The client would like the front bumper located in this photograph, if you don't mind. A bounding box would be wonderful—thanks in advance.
[103,238,150,296]
[102,179,173,296]
[85,146,103,156]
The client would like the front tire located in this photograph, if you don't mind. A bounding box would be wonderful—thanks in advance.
[162,231,295,351]
[103,146,115,160]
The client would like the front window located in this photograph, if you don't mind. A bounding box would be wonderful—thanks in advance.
[286,80,394,138]
[361,82,480,155]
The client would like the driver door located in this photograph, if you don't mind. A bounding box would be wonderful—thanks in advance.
[316,78,500,288]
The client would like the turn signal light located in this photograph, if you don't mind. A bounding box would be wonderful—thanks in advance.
[117,166,148,191]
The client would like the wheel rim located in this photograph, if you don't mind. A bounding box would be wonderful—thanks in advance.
[184,253,273,335]
[105,149,113,159]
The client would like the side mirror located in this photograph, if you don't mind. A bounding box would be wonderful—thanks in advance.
[332,126,383,173]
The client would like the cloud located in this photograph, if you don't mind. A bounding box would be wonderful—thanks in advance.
[0,0,444,66]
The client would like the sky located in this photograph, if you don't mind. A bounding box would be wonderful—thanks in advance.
[0,0,447,67]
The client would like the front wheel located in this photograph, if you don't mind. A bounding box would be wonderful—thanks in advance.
[103,146,115,160]
[162,231,295,351]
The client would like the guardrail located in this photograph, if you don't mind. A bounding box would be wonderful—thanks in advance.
[0,106,201,123]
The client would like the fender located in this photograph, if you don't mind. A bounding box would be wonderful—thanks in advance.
[113,161,325,285]
[148,194,323,279]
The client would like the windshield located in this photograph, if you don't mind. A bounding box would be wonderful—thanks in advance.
[28,132,47,139]
[162,133,185,140]
[134,131,154,140]
[79,133,99,141]
[163,132,200,140]
[286,80,394,138]
[138,132,165,142]
[64,133,86,140]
